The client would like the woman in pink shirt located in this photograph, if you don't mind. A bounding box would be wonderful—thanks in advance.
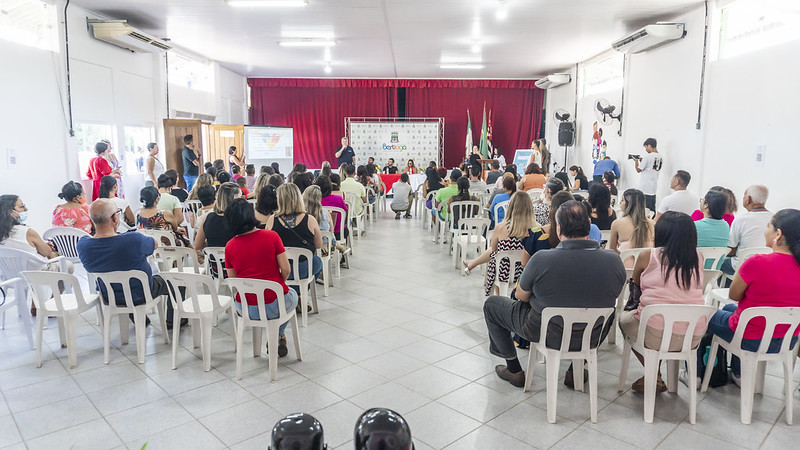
[690,186,736,226]
[704,209,800,382]
[619,211,706,392]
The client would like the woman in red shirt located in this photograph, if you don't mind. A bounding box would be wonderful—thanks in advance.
[86,141,119,201]
[704,209,800,382]
[224,198,298,357]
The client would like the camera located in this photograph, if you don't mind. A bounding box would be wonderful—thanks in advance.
[627,154,641,160]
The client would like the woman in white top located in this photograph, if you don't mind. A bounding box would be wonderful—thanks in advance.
[145,142,165,187]
[97,175,135,232]
[528,140,542,167]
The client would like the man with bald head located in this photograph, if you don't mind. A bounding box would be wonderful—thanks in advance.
[77,199,174,325]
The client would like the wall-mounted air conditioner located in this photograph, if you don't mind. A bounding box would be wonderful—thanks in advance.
[612,23,685,54]
[88,19,172,53]
[535,73,571,89]
[171,110,217,123]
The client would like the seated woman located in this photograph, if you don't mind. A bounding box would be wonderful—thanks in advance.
[255,184,278,226]
[422,166,444,202]
[194,182,241,251]
[357,165,377,204]
[694,189,731,249]
[518,163,546,191]
[303,185,349,257]
[609,188,655,265]
[405,159,418,175]
[187,173,214,201]
[1,195,74,315]
[620,211,706,392]
[318,175,348,243]
[463,192,548,296]
[691,186,736,226]
[448,176,479,229]
[569,165,589,191]
[702,209,800,385]
[164,169,188,202]
[136,186,191,247]
[155,174,184,223]
[588,182,617,230]
[224,198,298,357]
[493,165,519,190]
[192,185,216,234]
[52,181,92,234]
[603,171,618,197]
[97,176,135,232]
[534,178,564,227]
[328,173,345,200]
[489,175,517,226]
[265,184,323,282]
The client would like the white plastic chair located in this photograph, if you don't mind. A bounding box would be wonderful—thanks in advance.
[226,277,302,381]
[524,307,615,424]
[422,191,437,230]
[701,306,800,424]
[159,272,235,371]
[92,270,170,364]
[284,247,318,327]
[702,269,723,297]
[366,186,377,223]
[489,249,525,296]
[617,304,717,424]
[453,218,490,271]
[202,247,227,291]
[413,184,425,217]
[42,227,89,264]
[322,206,350,265]
[698,246,730,271]
[492,200,509,226]
[721,246,772,286]
[447,201,482,254]
[22,271,103,368]
[607,248,647,345]
[153,246,205,274]
[0,277,32,348]
[0,248,65,348]
[599,230,611,248]
[527,188,543,203]
[138,229,176,247]
[345,193,367,240]
[318,231,335,296]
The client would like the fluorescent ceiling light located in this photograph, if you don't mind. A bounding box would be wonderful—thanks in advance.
[440,54,482,64]
[227,0,308,7]
[496,9,508,21]
[324,64,332,74]
[471,43,481,53]
[440,63,485,70]
[278,38,336,47]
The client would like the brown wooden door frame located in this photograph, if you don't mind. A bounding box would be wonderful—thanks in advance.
[163,119,203,189]
[208,125,245,172]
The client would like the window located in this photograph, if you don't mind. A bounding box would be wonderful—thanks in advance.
[168,52,215,93]
[75,123,113,178]
[122,126,154,176]
[0,0,58,52]
[579,54,624,98]
[718,0,800,59]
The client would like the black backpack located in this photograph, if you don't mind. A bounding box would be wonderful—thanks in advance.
[697,332,729,387]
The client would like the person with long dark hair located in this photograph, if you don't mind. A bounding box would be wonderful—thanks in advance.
[569,165,589,191]
[588,182,616,230]
[52,181,92,233]
[619,211,705,392]
[448,176,478,228]
[609,189,655,261]
[703,209,800,385]
[97,176,135,231]
[519,163,546,191]
[224,198,298,357]
[86,141,120,201]
[255,184,278,225]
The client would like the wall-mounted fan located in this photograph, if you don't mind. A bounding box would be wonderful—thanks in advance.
[594,98,622,126]
[553,108,573,125]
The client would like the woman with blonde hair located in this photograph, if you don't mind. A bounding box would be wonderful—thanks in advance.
[194,182,241,251]
[463,191,550,295]
[187,173,214,201]
[266,183,323,282]
[320,161,332,179]
[609,188,655,265]
[251,173,271,201]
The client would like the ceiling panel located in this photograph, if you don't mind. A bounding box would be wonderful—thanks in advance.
[71,0,703,78]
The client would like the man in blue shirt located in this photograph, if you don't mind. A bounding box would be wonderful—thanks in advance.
[592,156,620,183]
[335,136,356,166]
[181,134,200,191]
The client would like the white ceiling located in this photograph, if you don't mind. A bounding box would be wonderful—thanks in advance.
[71,0,704,78]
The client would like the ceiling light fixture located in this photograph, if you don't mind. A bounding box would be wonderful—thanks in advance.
[278,38,336,47]
[227,0,308,7]
[440,54,482,64]
[324,64,332,74]
[440,63,485,70]
[495,9,508,21]
[324,47,332,62]
[471,43,481,53]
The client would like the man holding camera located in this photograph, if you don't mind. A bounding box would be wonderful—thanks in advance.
[631,137,662,212]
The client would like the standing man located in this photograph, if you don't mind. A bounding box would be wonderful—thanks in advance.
[335,136,356,167]
[592,156,620,183]
[182,134,200,191]
[633,137,662,213]
[655,170,697,220]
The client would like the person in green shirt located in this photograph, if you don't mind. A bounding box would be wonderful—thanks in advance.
[433,168,464,220]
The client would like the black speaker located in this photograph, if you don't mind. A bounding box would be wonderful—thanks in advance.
[558,122,575,147]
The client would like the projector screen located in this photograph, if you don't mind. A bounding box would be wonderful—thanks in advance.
[245,126,294,160]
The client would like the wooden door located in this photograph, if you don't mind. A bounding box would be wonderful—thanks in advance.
[209,125,245,171]
[163,119,202,189]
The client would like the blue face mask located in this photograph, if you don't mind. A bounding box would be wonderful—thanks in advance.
[16,211,28,223]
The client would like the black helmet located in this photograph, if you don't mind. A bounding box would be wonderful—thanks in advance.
[353,408,413,450]
[269,413,327,450]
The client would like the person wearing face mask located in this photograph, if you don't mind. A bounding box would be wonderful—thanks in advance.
[1,194,74,315]
[52,181,93,233]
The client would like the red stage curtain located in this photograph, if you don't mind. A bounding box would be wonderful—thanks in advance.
[248,82,397,168]
[406,86,544,168]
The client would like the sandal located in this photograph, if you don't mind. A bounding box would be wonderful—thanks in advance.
[631,376,667,393]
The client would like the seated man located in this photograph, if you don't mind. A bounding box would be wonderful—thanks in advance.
[340,164,367,215]
[485,160,503,185]
[77,199,179,327]
[433,168,463,219]
[655,170,697,220]
[723,184,771,274]
[483,201,626,388]
[468,164,488,193]
[382,158,399,174]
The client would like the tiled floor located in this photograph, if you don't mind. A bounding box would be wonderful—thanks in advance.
[2,208,800,449]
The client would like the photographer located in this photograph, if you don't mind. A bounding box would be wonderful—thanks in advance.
[631,138,663,213]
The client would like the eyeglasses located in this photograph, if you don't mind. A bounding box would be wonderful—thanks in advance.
[110,208,122,220]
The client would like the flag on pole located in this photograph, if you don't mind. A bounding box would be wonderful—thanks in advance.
[479,102,490,159]
[487,109,493,154]
[465,109,473,160]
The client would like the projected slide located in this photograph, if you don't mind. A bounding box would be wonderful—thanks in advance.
[245,126,293,160]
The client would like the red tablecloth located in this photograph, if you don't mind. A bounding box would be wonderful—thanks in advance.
[380,174,401,193]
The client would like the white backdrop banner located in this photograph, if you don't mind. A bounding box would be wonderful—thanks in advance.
[349,122,440,168]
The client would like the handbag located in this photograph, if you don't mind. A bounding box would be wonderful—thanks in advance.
[623,278,641,311]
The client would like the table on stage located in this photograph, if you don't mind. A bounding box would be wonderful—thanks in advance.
[380,173,426,193]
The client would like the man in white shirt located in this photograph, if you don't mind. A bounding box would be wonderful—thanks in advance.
[655,170,697,221]
[633,137,663,213]
[722,184,771,275]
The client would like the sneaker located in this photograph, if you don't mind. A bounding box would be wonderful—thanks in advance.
[404,214,412,219]
[730,370,741,387]
[278,336,288,357]
[678,369,701,390]
[495,365,526,388]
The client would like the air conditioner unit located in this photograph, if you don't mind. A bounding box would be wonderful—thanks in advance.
[612,23,685,54]
[171,109,217,123]
[535,73,571,89]
[88,19,172,53]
